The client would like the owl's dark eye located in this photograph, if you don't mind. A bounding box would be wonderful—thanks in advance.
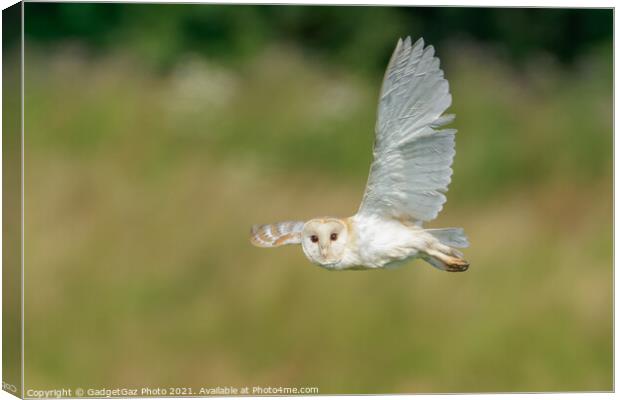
[330,233,338,241]
[310,235,319,243]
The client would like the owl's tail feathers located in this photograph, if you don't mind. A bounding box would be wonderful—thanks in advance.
[423,228,469,272]
[425,228,469,248]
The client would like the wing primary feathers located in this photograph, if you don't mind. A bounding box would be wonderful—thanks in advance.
[358,37,457,223]
[250,221,305,248]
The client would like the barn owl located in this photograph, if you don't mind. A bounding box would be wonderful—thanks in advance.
[250,37,469,272]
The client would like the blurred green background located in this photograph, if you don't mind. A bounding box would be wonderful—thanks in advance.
[20,4,611,394]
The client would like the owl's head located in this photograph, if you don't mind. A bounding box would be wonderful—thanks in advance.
[301,218,349,266]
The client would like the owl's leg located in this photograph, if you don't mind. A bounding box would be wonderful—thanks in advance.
[422,246,469,272]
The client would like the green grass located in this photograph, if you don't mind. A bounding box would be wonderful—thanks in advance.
[22,40,612,393]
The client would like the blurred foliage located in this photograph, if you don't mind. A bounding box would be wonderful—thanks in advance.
[3,3,23,394]
[23,37,612,205]
[19,4,612,394]
[24,4,612,73]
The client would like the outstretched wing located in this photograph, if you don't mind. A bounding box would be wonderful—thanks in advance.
[250,221,305,248]
[357,37,456,223]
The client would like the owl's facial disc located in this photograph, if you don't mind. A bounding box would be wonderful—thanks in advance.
[301,218,348,266]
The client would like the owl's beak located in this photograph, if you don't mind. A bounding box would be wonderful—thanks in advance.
[319,246,328,258]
